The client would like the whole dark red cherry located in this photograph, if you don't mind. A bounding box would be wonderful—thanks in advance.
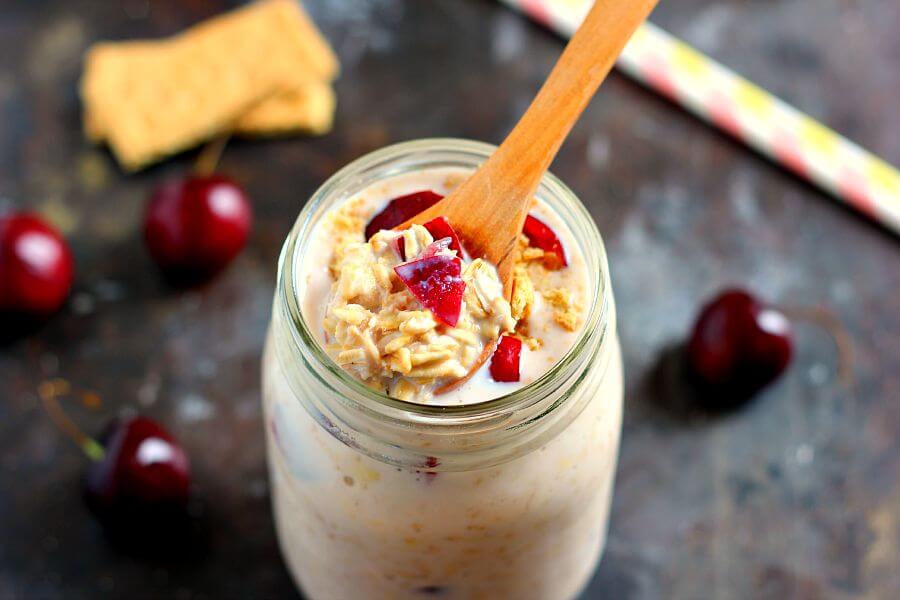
[687,289,793,403]
[85,416,197,554]
[144,175,251,280]
[86,416,190,509]
[0,212,74,316]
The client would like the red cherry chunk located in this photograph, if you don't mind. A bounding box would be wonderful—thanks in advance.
[423,217,464,257]
[365,190,444,239]
[0,213,74,315]
[144,175,251,279]
[394,255,465,327]
[687,289,793,400]
[523,214,567,269]
[489,335,522,382]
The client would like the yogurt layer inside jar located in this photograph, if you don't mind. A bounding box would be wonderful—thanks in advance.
[299,167,589,405]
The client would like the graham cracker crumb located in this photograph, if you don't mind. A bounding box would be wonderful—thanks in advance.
[542,288,581,332]
[515,234,546,264]
[521,247,546,262]
[554,310,579,332]
[510,265,534,321]
[327,197,369,276]
[542,288,571,309]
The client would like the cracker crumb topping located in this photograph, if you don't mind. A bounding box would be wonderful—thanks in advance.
[510,265,535,321]
[542,288,582,332]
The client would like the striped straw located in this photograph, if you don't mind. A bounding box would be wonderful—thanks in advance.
[501,0,900,235]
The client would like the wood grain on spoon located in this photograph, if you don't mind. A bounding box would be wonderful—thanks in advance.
[419,0,659,393]
[403,0,659,290]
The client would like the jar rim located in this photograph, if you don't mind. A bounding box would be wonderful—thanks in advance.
[277,138,612,426]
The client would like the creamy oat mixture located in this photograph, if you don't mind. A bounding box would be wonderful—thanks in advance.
[324,223,515,401]
[300,168,587,404]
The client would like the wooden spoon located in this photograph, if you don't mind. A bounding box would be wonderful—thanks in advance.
[413,0,660,393]
[404,0,659,283]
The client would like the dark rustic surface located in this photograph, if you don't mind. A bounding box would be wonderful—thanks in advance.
[1,1,899,598]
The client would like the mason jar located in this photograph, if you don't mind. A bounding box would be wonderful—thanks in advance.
[261,139,623,600]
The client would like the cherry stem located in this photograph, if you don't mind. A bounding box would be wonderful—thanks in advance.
[39,389,105,462]
[194,133,230,177]
[782,305,855,388]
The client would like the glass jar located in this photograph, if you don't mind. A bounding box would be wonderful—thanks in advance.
[262,139,622,600]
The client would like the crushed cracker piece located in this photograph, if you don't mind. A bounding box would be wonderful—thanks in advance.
[542,288,572,309]
[542,288,580,332]
[554,311,579,332]
[517,335,542,351]
[521,247,546,262]
[510,266,535,321]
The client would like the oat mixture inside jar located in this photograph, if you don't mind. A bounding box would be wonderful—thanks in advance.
[305,167,588,404]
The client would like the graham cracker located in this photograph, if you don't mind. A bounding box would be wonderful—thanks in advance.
[86,77,336,141]
[85,60,336,141]
[80,0,339,170]
[235,82,336,136]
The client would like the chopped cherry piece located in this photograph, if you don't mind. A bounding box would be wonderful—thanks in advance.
[489,335,522,382]
[144,175,252,281]
[423,217,464,257]
[0,212,74,316]
[365,191,444,239]
[687,289,793,402]
[523,214,567,269]
[394,255,464,327]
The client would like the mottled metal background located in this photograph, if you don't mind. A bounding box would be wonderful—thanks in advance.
[1,1,898,598]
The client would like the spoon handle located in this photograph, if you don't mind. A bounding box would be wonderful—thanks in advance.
[497,0,659,187]
[427,0,660,282]
[434,0,659,395]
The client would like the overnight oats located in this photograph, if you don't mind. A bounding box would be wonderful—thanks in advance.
[262,139,622,599]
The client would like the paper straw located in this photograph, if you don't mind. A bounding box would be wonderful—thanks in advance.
[500,0,900,234]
